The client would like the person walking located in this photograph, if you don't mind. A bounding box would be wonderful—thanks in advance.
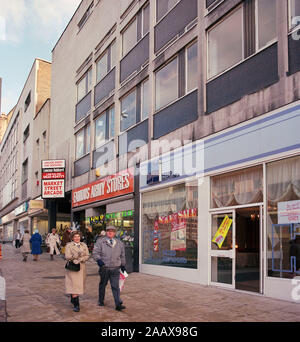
[92,225,127,311]
[61,226,72,255]
[20,230,31,262]
[65,231,90,312]
[30,229,42,261]
[46,228,61,260]
[14,229,22,249]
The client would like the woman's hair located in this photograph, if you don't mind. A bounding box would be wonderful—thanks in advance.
[25,230,29,234]
[70,231,82,240]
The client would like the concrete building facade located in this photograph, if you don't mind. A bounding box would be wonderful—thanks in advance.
[0,59,57,241]
[48,0,300,301]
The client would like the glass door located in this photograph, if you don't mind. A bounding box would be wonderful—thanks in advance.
[210,211,235,288]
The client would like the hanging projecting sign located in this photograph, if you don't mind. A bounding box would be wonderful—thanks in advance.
[72,167,134,208]
[41,160,66,199]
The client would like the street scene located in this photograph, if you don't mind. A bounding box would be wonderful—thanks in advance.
[0,0,300,324]
[1,243,300,323]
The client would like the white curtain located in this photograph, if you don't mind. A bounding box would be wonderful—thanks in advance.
[211,166,263,208]
[267,156,300,205]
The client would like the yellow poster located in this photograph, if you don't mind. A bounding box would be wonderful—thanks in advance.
[212,215,233,249]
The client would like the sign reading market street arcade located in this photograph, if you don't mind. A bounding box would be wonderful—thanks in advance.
[72,167,134,208]
[42,159,66,199]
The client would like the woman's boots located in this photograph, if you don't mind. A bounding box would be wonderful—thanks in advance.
[72,296,80,312]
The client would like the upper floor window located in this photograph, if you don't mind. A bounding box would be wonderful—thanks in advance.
[96,42,116,83]
[95,106,115,149]
[120,78,150,132]
[78,1,94,31]
[289,0,300,30]
[23,124,30,142]
[157,0,180,22]
[24,92,31,112]
[122,3,150,57]
[207,0,277,79]
[77,69,92,102]
[155,41,197,111]
[75,125,90,160]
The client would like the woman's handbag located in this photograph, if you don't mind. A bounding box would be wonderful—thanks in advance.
[65,260,80,272]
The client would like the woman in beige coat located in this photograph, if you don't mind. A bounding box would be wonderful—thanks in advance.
[20,230,31,262]
[65,231,89,312]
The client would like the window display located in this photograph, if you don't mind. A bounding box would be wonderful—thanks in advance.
[267,155,300,279]
[142,182,198,268]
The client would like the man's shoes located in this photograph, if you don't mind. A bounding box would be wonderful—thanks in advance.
[115,304,126,311]
[98,301,105,306]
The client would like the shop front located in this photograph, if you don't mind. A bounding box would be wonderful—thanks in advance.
[72,168,136,272]
[139,100,300,302]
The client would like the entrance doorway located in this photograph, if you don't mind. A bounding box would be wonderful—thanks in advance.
[210,206,262,293]
[235,207,260,293]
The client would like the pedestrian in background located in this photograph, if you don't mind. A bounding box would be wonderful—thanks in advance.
[92,225,127,311]
[14,229,22,249]
[61,226,72,255]
[46,228,61,260]
[30,229,42,261]
[65,231,90,312]
[20,230,31,262]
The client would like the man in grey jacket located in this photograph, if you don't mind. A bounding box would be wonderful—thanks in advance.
[92,225,126,311]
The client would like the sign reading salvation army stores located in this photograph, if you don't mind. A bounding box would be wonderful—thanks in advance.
[42,159,66,199]
[72,168,134,208]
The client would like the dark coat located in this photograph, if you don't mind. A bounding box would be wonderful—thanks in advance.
[30,233,42,255]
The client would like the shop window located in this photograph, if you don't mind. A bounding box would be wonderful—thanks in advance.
[75,125,90,160]
[157,0,180,22]
[289,0,300,30]
[95,106,115,149]
[96,42,116,84]
[207,0,277,79]
[155,41,198,111]
[142,182,198,269]
[267,155,300,279]
[77,69,92,102]
[211,166,263,208]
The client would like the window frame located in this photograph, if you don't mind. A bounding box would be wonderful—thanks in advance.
[155,56,179,112]
[121,2,150,57]
[77,69,92,103]
[95,41,116,84]
[185,40,198,94]
[141,78,150,121]
[156,0,181,23]
[207,0,278,81]
[75,125,90,161]
[288,0,300,31]
[120,88,137,133]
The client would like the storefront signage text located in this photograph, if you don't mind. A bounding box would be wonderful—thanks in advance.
[278,200,300,224]
[212,215,233,249]
[72,168,134,208]
[42,159,66,199]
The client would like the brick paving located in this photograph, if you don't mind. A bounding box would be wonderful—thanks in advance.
[0,243,300,322]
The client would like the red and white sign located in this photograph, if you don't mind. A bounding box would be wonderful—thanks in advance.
[42,172,65,180]
[72,168,134,208]
[42,159,66,199]
[42,180,65,198]
[42,160,65,169]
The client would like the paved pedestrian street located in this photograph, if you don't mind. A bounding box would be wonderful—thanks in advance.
[1,244,300,323]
